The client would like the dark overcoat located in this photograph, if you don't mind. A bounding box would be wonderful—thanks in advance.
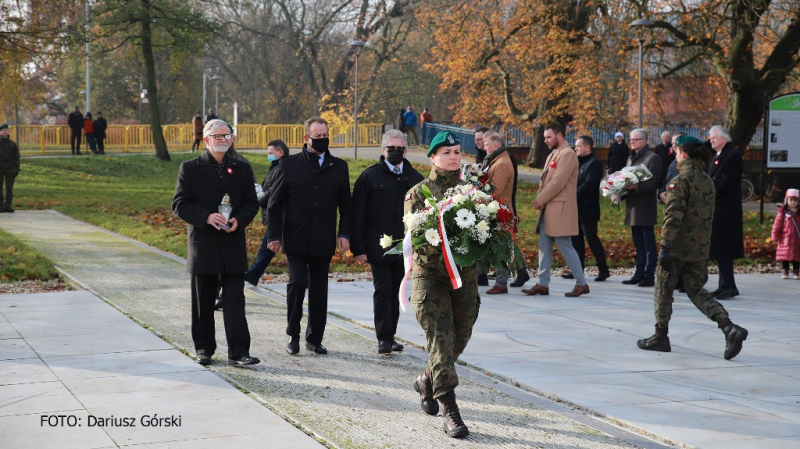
[576,153,603,223]
[93,117,107,140]
[606,141,630,173]
[172,150,259,274]
[624,146,662,227]
[266,147,352,257]
[257,159,281,224]
[351,157,423,264]
[707,142,744,260]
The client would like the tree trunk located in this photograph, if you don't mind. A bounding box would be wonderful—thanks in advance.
[141,0,170,161]
[524,123,548,168]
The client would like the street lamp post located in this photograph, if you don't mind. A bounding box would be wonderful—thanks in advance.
[350,40,364,160]
[85,0,92,113]
[213,75,222,116]
[202,73,222,123]
[631,18,653,130]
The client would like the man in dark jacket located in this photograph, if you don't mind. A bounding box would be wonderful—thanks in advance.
[67,106,84,155]
[564,136,609,281]
[93,111,107,155]
[622,129,662,287]
[474,127,489,166]
[0,124,20,213]
[653,131,674,184]
[606,132,629,174]
[244,139,289,286]
[352,129,423,354]
[172,119,260,367]
[266,117,353,355]
[706,125,744,300]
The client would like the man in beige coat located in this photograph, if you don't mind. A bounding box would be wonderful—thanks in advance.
[522,123,589,297]
[480,130,516,294]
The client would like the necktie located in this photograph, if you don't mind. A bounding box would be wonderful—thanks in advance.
[393,167,401,175]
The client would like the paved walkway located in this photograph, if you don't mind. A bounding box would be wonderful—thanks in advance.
[1,211,657,449]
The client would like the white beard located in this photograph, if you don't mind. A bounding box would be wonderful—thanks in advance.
[209,143,228,153]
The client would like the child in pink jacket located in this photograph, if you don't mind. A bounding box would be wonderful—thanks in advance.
[772,188,800,279]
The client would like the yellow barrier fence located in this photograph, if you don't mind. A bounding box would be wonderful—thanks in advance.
[9,124,385,155]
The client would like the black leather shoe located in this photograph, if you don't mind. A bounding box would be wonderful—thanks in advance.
[637,278,655,287]
[228,355,260,366]
[622,277,643,285]
[594,270,610,282]
[722,323,748,360]
[196,354,212,365]
[214,297,223,311]
[477,274,489,286]
[637,333,671,352]
[306,342,328,354]
[378,340,392,354]
[710,288,723,297]
[715,289,739,300]
[5,207,13,213]
[561,273,574,279]
[509,269,530,287]
[287,336,300,355]
[392,340,404,352]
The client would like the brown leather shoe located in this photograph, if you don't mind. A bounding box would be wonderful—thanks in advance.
[438,391,469,438]
[564,284,590,297]
[485,285,508,294]
[521,283,549,296]
[413,368,439,415]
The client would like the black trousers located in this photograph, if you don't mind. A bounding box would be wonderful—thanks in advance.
[0,172,15,208]
[715,257,737,291]
[286,254,332,345]
[570,219,609,271]
[70,130,82,154]
[191,139,202,152]
[97,137,105,154]
[371,261,403,341]
[191,272,251,359]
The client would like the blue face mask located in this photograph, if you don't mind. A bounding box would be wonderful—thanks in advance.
[268,154,276,163]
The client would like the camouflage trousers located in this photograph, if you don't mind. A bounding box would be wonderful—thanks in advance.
[654,259,729,330]
[411,268,480,399]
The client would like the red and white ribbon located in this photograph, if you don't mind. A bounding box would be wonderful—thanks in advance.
[438,197,462,290]
[398,229,414,313]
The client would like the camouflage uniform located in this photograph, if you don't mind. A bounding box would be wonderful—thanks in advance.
[405,168,480,399]
[655,158,729,328]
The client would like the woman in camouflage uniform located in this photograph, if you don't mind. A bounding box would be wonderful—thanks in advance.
[637,135,748,360]
[405,131,479,438]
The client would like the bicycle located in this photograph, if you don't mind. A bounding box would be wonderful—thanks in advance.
[741,178,755,202]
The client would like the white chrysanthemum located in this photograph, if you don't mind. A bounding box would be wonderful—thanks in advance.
[425,228,442,246]
[403,212,419,231]
[484,184,491,192]
[379,234,394,249]
[470,176,478,182]
[476,220,490,233]
[475,203,489,218]
[486,201,500,214]
[452,194,466,205]
[455,209,476,228]
[476,170,484,176]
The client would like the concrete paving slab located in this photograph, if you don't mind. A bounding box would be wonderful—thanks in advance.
[0,357,60,386]
[0,381,85,417]
[0,337,38,361]
[0,413,116,449]
[45,350,205,381]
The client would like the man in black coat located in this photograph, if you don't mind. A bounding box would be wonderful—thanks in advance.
[653,131,674,184]
[565,136,610,281]
[172,119,260,367]
[266,117,353,355]
[67,106,84,155]
[93,112,107,154]
[706,125,744,300]
[352,129,423,354]
[606,132,630,174]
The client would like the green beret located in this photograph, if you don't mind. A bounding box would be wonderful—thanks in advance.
[675,135,703,146]
[0,124,8,131]
[427,131,460,157]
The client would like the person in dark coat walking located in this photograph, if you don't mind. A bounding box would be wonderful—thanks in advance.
[606,132,630,174]
[622,129,662,287]
[266,117,353,356]
[0,124,20,213]
[171,119,260,367]
[191,111,203,152]
[564,136,609,281]
[93,111,107,154]
[67,106,84,155]
[352,129,423,354]
[706,125,744,300]
[243,139,289,286]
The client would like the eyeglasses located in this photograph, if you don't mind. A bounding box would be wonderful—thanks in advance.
[630,138,646,141]
[385,146,406,151]
[210,134,233,141]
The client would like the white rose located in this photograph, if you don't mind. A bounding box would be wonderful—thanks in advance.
[486,201,500,214]
[476,170,484,176]
[452,194,466,205]
[379,234,394,249]
[470,176,478,182]
[403,213,417,231]
[425,228,442,246]
[476,220,490,233]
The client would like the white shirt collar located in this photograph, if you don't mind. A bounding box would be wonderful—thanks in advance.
[384,159,402,173]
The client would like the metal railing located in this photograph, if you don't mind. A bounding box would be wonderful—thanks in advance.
[8,124,385,155]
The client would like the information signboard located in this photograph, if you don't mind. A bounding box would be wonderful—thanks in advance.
[766,92,800,168]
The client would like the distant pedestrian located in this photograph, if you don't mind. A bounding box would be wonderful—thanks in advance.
[191,111,203,151]
[772,188,800,280]
[421,107,433,126]
[68,106,83,155]
[396,109,407,134]
[93,112,107,155]
[606,132,629,174]
[351,129,423,354]
[83,112,99,155]
[206,108,217,123]
[0,124,20,213]
[474,127,489,166]
[403,106,419,145]
[637,134,748,361]
[243,139,290,286]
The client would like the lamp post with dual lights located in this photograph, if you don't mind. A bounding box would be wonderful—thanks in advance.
[631,18,653,130]
[350,40,364,160]
[202,73,222,123]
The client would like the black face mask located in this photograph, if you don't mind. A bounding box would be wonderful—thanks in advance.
[386,149,404,166]
[310,137,329,154]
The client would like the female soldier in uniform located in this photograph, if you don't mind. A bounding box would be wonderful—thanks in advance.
[405,131,479,438]
[637,135,748,360]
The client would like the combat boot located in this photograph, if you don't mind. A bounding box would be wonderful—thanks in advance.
[438,391,469,438]
[413,368,439,415]
[722,323,748,360]
[637,327,671,352]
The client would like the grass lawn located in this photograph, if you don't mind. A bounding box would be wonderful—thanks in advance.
[13,151,777,274]
[0,228,61,282]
